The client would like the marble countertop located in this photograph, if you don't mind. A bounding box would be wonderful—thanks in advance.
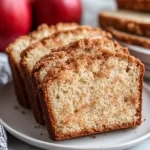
[5,0,150,149]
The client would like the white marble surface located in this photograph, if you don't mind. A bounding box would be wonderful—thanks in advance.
[6,0,150,149]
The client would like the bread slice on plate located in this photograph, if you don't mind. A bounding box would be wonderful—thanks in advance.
[116,0,150,12]
[39,40,144,140]
[32,38,129,124]
[106,27,150,48]
[20,27,112,124]
[99,10,150,37]
[5,23,79,108]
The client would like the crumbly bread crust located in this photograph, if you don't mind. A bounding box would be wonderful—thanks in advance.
[33,38,129,86]
[39,41,144,140]
[5,23,79,108]
[8,57,30,107]
[117,0,150,12]
[20,27,112,124]
[99,11,150,37]
[105,27,150,48]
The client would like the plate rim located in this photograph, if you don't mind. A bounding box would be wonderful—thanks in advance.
[1,83,150,150]
[117,40,150,55]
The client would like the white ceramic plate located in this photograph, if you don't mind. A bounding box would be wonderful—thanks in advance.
[0,82,150,150]
[118,41,150,79]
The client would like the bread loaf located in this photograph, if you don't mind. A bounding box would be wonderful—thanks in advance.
[99,10,150,37]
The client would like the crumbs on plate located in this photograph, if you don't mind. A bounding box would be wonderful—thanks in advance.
[21,110,26,114]
[91,135,96,139]
[14,105,20,110]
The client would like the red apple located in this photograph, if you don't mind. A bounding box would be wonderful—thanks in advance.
[0,0,32,51]
[33,0,82,27]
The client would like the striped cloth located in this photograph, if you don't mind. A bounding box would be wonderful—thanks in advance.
[0,53,11,150]
[0,124,7,150]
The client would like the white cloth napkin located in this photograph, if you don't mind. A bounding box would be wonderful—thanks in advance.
[0,52,11,150]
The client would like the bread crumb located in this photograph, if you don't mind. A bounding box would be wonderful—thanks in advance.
[21,110,26,114]
[14,106,19,110]
[34,125,41,128]
[91,135,96,139]
[143,118,146,122]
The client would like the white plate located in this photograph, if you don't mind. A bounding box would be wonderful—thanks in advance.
[0,82,150,150]
[118,41,150,79]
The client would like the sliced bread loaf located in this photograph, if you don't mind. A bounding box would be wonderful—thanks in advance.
[99,10,150,37]
[32,39,129,126]
[5,23,79,108]
[20,28,112,124]
[117,0,150,12]
[105,27,150,48]
[39,42,144,140]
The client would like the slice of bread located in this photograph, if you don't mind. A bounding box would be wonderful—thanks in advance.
[99,10,150,37]
[5,23,79,108]
[117,0,150,12]
[39,42,144,140]
[20,28,112,124]
[32,39,129,126]
[105,27,150,48]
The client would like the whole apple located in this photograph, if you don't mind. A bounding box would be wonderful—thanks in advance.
[0,0,32,51]
[33,0,82,27]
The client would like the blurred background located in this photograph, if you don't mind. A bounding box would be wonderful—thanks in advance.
[0,0,116,52]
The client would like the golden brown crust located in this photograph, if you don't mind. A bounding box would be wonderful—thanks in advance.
[20,59,45,124]
[39,39,144,140]
[51,38,129,54]
[117,0,150,12]
[20,27,112,59]
[99,11,150,37]
[44,49,144,84]
[6,23,79,55]
[105,27,150,48]
[8,57,30,108]
[5,36,31,108]
[32,38,128,72]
